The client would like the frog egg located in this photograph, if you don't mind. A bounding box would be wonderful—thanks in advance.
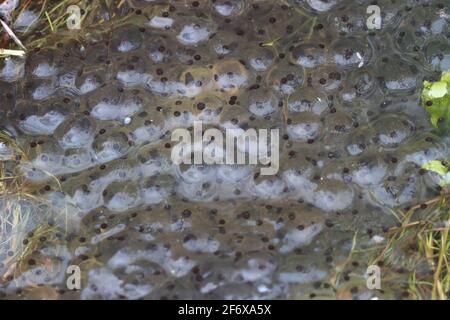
[114,54,153,88]
[0,56,25,82]
[348,154,388,187]
[55,38,88,61]
[71,185,103,213]
[175,16,216,46]
[330,37,372,69]
[130,110,165,144]
[53,53,82,89]
[92,96,143,122]
[175,164,216,184]
[212,59,249,94]
[310,178,354,212]
[267,65,304,95]
[280,147,319,180]
[0,139,16,162]
[177,180,218,202]
[93,131,131,163]
[99,159,140,186]
[137,146,171,177]
[286,113,323,142]
[345,130,372,156]
[87,86,145,122]
[249,174,286,199]
[216,165,253,184]
[139,178,170,205]
[143,3,175,26]
[246,89,278,118]
[323,111,356,138]
[394,27,425,53]
[282,167,317,195]
[245,46,275,72]
[399,133,448,168]
[371,115,416,149]
[369,173,424,208]
[308,66,344,92]
[23,78,58,101]
[32,146,64,173]
[178,66,214,98]
[376,55,419,95]
[229,255,277,283]
[104,182,140,212]
[212,0,247,17]
[83,37,110,65]
[111,24,143,53]
[183,234,220,254]
[287,89,329,115]
[13,7,39,31]
[146,67,186,98]
[177,24,211,46]
[19,163,54,183]
[302,0,344,13]
[0,82,15,114]
[25,48,56,78]
[220,125,263,161]
[61,148,94,172]
[328,8,367,35]
[144,35,174,63]
[202,133,226,166]
[424,39,450,71]
[86,257,138,296]
[209,30,240,57]
[193,95,225,122]
[340,68,377,101]
[83,29,106,45]
[55,116,96,150]
[317,157,348,181]
[219,106,255,128]
[16,102,68,136]
[75,68,108,95]
[148,15,174,30]
[278,221,324,254]
[174,45,201,65]
[378,3,403,29]
[410,8,438,33]
[290,42,328,68]
[251,8,301,41]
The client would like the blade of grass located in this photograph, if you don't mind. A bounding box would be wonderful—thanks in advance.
[0,17,26,50]
[44,11,54,32]
[0,48,25,56]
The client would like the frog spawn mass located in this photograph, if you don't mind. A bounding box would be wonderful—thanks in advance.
[0,0,449,299]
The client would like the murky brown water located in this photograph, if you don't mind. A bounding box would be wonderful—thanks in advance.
[0,0,449,299]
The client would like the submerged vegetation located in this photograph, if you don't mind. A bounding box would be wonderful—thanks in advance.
[0,0,154,54]
[369,73,450,300]
[371,193,450,299]
[422,70,450,135]
[0,129,66,285]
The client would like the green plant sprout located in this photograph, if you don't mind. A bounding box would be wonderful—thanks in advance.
[422,160,450,188]
[421,70,450,134]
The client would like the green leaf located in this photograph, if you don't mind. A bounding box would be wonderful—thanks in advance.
[421,70,450,133]
[422,160,448,176]
[422,160,450,187]
[429,81,447,98]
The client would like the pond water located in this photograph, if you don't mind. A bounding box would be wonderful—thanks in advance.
[0,0,449,299]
